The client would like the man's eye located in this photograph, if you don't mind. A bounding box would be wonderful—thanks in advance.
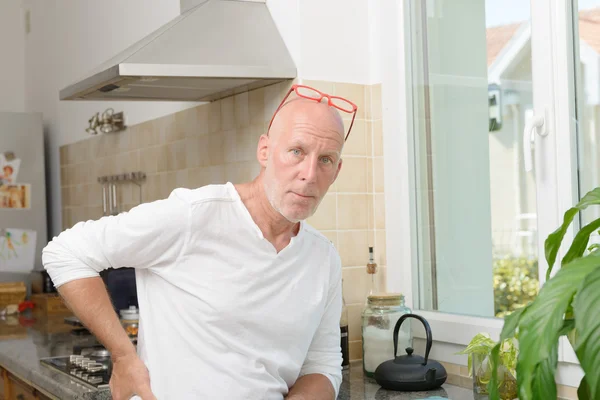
[291,149,301,156]
[320,157,332,164]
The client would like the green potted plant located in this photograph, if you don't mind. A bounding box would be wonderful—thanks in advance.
[488,187,600,400]
[458,333,518,399]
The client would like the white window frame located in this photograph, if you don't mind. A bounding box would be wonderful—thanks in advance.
[380,0,583,385]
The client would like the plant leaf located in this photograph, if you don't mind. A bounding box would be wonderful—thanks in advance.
[499,339,518,378]
[456,333,497,377]
[573,263,600,398]
[562,217,600,266]
[516,252,600,400]
[457,333,496,355]
[558,319,575,337]
[578,376,592,400]
[488,343,501,400]
[500,306,527,340]
[531,342,558,400]
[545,187,600,279]
[487,306,528,399]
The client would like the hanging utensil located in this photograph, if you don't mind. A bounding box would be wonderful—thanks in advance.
[111,180,118,215]
[106,180,112,215]
[101,179,108,216]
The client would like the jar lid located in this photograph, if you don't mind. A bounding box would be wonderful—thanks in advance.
[367,293,404,306]
[120,305,139,320]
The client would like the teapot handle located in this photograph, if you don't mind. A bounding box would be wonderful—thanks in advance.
[393,313,433,366]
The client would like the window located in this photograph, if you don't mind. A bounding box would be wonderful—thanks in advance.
[381,0,590,376]
[574,0,600,236]
[407,0,539,318]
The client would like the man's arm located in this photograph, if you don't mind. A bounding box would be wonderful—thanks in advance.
[58,278,156,400]
[42,189,191,400]
[286,374,336,400]
[59,277,135,362]
[43,189,191,287]
[291,248,343,400]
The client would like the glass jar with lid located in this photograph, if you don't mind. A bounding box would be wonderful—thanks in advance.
[119,305,139,340]
[361,293,412,377]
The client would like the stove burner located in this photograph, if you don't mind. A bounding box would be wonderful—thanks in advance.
[40,352,112,390]
[41,340,135,390]
[90,349,110,358]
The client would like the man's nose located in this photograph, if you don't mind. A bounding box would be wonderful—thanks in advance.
[299,157,319,182]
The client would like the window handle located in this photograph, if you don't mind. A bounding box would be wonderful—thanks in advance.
[523,110,548,172]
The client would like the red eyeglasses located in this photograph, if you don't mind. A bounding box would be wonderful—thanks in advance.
[267,84,358,141]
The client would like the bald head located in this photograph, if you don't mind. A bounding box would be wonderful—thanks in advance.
[257,96,346,223]
[268,98,345,145]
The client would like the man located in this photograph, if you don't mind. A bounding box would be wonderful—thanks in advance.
[42,84,358,399]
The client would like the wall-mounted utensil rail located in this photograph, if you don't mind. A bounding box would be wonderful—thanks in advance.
[98,171,146,216]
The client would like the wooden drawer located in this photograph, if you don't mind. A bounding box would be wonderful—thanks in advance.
[0,367,8,399]
[0,368,55,400]
[8,376,36,400]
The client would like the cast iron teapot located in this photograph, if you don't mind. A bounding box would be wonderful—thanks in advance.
[374,313,447,391]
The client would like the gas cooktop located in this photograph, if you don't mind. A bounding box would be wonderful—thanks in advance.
[40,348,112,390]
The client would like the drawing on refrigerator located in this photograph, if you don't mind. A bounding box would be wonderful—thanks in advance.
[0,228,37,272]
[0,184,31,209]
[0,153,21,184]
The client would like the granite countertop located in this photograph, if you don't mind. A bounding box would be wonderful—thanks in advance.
[0,312,110,400]
[0,313,473,400]
[338,361,474,400]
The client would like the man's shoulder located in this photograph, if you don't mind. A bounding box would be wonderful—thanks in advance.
[302,222,341,263]
[303,222,331,244]
[170,183,237,206]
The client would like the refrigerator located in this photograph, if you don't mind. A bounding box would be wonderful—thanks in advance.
[0,111,48,293]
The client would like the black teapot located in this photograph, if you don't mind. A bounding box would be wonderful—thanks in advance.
[374,314,447,391]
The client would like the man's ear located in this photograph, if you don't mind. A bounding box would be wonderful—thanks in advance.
[257,134,270,168]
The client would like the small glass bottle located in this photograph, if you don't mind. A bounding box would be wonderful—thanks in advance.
[366,246,379,302]
[340,280,350,370]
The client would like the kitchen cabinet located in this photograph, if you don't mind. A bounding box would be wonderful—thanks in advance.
[0,368,52,400]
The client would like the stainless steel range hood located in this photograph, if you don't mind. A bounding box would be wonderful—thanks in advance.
[60,0,296,102]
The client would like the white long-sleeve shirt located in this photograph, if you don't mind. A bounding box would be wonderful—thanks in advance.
[42,182,343,399]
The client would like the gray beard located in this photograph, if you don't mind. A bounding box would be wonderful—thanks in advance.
[262,178,305,224]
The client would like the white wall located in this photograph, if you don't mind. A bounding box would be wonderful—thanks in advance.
[22,0,201,237]
[0,1,25,112]
[267,0,377,84]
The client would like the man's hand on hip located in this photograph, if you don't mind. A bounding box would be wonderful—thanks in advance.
[286,374,336,400]
[110,353,157,400]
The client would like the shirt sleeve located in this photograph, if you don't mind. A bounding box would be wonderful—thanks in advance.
[42,188,191,288]
[299,246,343,397]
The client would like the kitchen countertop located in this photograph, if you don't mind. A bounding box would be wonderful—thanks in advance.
[0,313,110,400]
[0,314,473,400]
[338,361,474,400]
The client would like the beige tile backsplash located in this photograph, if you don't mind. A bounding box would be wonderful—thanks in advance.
[60,79,385,362]
[335,194,370,230]
[337,230,370,267]
[335,157,368,193]
[341,119,368,157]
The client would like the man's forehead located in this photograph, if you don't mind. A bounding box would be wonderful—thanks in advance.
[273,98,345,138]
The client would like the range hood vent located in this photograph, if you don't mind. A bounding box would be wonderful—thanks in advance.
[60,0,296,102]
